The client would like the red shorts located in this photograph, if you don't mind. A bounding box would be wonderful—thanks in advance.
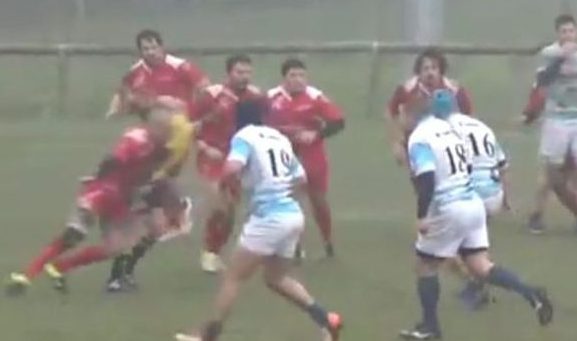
[76,180,130,222]
[298,150,329,194]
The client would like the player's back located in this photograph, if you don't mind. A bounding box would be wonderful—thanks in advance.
[233,124,304,217]
[447,113,506,198]
[408,115,475,208]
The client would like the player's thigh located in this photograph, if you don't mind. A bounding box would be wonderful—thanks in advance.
[228,244,266,281]
[302,155,330,194]
[540,119,572,166]
[461,250,493,278]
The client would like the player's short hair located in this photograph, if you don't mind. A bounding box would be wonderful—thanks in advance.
[281,58,307,76]
[136,29,163,49]
[236,99,265,130]
[413,47,448,75]
[555,14,576,30]
[226,54,252,73]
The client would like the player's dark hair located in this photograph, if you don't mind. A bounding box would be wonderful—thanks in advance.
[281,58,307,76]
[136,29,163,49]
[413,47,448,75]
[226,54,252,73]
[555,14,576,30]
[236,99,265,130]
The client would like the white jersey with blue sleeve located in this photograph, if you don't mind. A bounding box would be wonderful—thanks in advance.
[409,116,490,258]
[228,124,305,218]
[228,124,306,258]
[447,113,507,201]
[408,116,476,214]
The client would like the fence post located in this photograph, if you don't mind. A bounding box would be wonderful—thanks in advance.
[366,41,382,117]
[56,44,70,117]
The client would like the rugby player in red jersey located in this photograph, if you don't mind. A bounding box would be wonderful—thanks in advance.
[387,48,473,166]
[5,109,173,296]
[195,54,264,272]
[267,58,345,258]
[104,29,206,291]
[106,29,209,119]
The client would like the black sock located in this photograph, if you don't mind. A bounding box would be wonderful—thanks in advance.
[109,254,129,282]
[202,320,223,341]
[418,275,440,331]
[485,265,535,304]
[124,236,156,276]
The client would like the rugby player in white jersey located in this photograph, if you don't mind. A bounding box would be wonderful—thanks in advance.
[399,90,553,340]
[441,90,511,310]
[527,14,577,233]
[175,100,342,341]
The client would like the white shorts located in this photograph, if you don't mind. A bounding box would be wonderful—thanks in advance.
[416,196,489,259]
[238,212,304,258]
[482,190,504,217]
[539,118,577,165]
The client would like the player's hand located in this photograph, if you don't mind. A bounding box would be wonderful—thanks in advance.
[561,42,577,58]
[156,95,187,111]
[392,140,407,166]
[416,219,429,235]
[294,130,319,145]
[200,143,225,161]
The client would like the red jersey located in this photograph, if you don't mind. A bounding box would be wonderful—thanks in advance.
[121,54,206,114]
[388,76,473,118]
[266,85,343,156]
[97,127,167,192]
[195,83,263,154]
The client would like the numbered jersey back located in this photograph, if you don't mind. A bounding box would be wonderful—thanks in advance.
[408,116,473,206]
[231,125,305,214]
[448,113,506,173]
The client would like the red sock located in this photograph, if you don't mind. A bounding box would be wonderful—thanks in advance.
[203,211,228,253]
[25,237,67,280]
[310,197,333,244]
[53,245,109,273]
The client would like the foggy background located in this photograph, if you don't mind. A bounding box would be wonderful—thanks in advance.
[0,0,572,120]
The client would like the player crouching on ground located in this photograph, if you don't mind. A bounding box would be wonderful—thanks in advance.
[399,90,552,340]
[5,108,175,296]
[174,100,342,341]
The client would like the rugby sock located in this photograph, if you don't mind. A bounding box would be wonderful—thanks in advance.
[418,275,440,330]
[108,254,130,281]
[53,245,109,273]
[124,236,156,276]
[204,211,228,253]
[485,266,534,303]
[306,302,330,327]
[25,237,66,279]
[310,197,333,244]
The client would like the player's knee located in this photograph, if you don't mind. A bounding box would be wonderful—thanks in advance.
[61,228,85,248]
[462,253,493,278]
[415,256,441,276]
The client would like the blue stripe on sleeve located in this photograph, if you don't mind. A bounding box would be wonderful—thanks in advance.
[228,136,251,165]
[409,142,436,176]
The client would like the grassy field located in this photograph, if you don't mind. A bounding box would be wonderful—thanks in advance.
[0,111,577,341]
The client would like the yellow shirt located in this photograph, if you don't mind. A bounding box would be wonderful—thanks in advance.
[153,113,197,180]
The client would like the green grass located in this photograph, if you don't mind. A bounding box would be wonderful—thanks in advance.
[0,114,577,341]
